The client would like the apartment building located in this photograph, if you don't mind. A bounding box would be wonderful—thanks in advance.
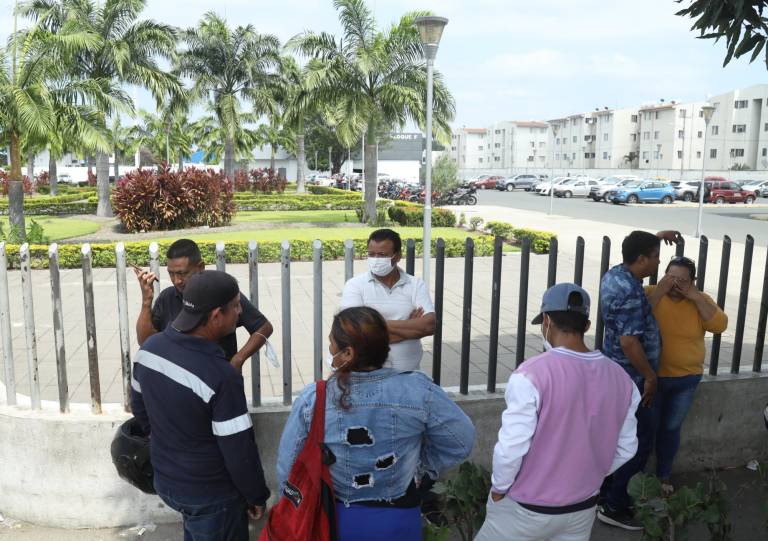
[548,113,596,169]
[637,100,709,173]
[451,122,548,169]
[450,128,487,169]
[704,84,768,172]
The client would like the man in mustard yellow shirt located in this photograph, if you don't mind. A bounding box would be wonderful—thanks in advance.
[645,256,727,493]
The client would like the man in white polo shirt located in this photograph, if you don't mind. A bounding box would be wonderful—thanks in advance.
[340,229,435,372]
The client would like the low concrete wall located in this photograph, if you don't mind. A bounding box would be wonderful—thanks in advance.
[1,375,766,528]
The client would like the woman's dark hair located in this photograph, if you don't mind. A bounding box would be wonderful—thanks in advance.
[666,256,696,281]
[622,231,661,264]
[330,306,390,409]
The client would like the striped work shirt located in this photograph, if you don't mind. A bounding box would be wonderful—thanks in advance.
[131,327,270,506]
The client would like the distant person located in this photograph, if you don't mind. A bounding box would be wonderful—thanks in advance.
[276,306,475,540]
[475,284,639,541]
[131,271,270,540]
[134,238,273,372]
[340,229,435,372]
[597,229,681,530]
[645,256,727,494]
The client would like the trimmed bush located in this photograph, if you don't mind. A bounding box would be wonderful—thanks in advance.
[388,201,456,227]
[0,171,33,195]
[233,168,287,193]
[0,235,495,270]
[234,195,376,212]
[306,185,355,196]
[486,221,556,254]
[112,167,235,232]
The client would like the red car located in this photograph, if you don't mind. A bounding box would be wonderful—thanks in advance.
[704,181,755,205]
[472,176,502,189]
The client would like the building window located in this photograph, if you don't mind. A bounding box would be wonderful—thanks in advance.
[477,146,483,151]
[494,129,501,134]
[539,155,545,161]
[677,151,683,158]
[710,149,717,159]
[697,131,703,138]
[679,109,687,118]
[712,125,719,135]
[696,151,702,158]
[642,151,649,159]
[764,122,768,132]
[631,114,638,123]
[678,130,684,139]
[603,133,609,141]
[631,133,637,142]
[654,131,659,139]
[572,136,577,143]
[732,124,746,133]
[451,146,456,151]
[539,141,545,148]
[643,131,650,140]
[730,148,745,157]
[654,151,660,159]
[494,156,501,162]
[734,100,748,109]
[555,153,560,160]
[556,138,561,145]
[478,158,483,163]
[494,143,500,148]
[527,156,534,162]
[762,148,767,157]
[584,153,590,159]
[572,152,576,160]
[602,151,608,159]
[655,111,659,119]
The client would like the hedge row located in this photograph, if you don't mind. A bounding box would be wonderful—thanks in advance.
[0,202,96,216]
[0,236,495,269]
[0,191,95,208]
[387,201,456,227]
[306,185,357,196]
[485,221,556,254]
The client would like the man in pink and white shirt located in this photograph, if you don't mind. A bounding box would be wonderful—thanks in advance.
[475,283,640,541]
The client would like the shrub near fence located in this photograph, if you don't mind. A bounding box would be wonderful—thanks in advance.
[388,200,456,227]
[485,221,556,254]
[0,236,495,269]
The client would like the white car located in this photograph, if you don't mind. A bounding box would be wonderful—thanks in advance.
[553,178,602,198]
[57,173,75,184]
[311,175,335,187]
[589,175,640,202]
[535,177,571,196]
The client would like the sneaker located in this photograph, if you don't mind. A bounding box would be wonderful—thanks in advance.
[597,504,644,531]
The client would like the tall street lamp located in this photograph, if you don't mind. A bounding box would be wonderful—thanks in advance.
[548,123,558,214]
[695,104,716,238]
[415,15,448,287]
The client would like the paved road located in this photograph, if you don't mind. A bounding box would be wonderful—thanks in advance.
[473,188,768,246]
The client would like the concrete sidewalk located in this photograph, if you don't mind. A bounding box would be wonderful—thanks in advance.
[1,203,766,406]
[2,467,765,540]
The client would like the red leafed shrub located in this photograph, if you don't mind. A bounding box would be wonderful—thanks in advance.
[35,171,49,189]
[233,168,287,193]
[112,166,236,232]
[87,170,97,186]
[0,170,34,195]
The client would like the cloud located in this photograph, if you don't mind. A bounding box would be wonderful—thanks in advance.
[479,49,642,80]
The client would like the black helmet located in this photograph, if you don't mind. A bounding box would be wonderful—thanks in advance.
[111,417,155,494]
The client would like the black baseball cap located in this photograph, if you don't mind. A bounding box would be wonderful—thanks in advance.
[172,271,240,332]
[531,283,591,324]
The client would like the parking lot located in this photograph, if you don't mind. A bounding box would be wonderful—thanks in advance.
[470,186,768,246]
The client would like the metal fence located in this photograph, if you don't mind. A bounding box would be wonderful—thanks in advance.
[0,232,766,415]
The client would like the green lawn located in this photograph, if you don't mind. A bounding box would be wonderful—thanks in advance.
[179,226,481,243]
[1,217,100,241]
[233,210,357,224]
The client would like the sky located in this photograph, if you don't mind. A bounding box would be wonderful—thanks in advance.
[0,0,765,129]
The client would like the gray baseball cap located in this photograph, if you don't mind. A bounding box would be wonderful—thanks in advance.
[531,283,591,324]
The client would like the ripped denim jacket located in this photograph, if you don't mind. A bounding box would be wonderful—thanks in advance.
[276,368,476,504]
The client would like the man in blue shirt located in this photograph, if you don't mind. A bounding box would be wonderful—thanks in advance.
[597,230,680,530]
[131,271,270,540]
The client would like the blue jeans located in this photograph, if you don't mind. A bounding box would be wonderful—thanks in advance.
[155,478,248,541]
[335,503,422,541]
[654,374,701,480]
[602,377,659,513]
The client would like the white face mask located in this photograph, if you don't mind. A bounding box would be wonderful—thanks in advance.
[255,333,280,368]
[368,256,395,277]
[541,317,553,352]
[326,350,350,372]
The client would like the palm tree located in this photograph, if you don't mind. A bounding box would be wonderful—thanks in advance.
[254,121,294,172]
[22,0,181,217]
[288,0,455,222]
[0,18,116,239]
[278,56,314,192]
[177,12,280,179]
[190,104,260,166]
[131,107,192,169]
[109,116,138,180]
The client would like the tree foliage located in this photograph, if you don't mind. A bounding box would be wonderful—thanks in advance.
[676,0,768,68]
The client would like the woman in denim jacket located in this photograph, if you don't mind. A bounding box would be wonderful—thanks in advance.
[277,306,476,540]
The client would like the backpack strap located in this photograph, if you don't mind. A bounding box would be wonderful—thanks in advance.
[307,380,326,444]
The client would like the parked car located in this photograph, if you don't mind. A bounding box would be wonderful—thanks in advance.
[611,180,676,204]
[310,175,335,187]
[57,173,74,184]
[674,181,703,202]
[535,177,571,195]
[473,175,502,189]
[496,174,538,191]
[588,176,639,202]
[739,180,768,198]
[553,177,602,198]
[708,181,755,205]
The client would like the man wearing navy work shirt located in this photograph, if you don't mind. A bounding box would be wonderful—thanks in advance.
[134,239,273,373]
[131,271,270,540]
